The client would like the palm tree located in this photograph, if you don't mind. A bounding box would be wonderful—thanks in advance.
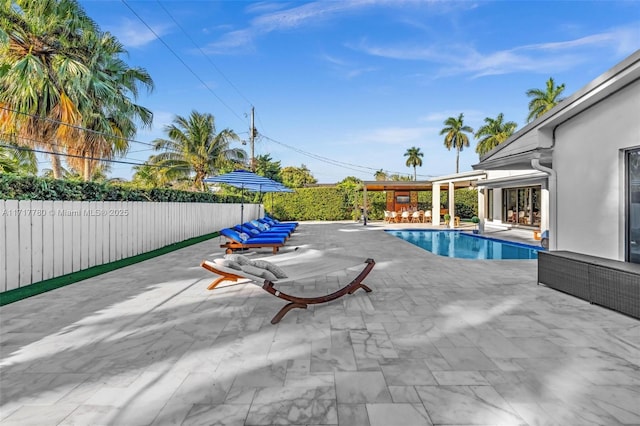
[151,111,246,191]
[66,32,153,181]
[404,147,424,181]
[474,113,518,156]
[0,0,100,179]
[526,77,565,123]
[0,143,37,175]
[374,169,387,181]
[440,113,474,174]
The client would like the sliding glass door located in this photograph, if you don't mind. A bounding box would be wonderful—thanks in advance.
[503,186,541,226]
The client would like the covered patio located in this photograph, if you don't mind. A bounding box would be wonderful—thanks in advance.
[362,170,486,227]
[1,222,638,425]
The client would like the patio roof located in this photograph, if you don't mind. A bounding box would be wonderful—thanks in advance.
[362,170,487,191]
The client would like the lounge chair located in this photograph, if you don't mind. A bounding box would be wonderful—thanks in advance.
[219,228,286,254]
[200,250,374,324]
[250,219,294,235]
[264,215,298,228]
[236,223,290,239]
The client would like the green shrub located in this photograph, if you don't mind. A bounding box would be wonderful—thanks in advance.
[1,174,480,221]
[0,174,241,203]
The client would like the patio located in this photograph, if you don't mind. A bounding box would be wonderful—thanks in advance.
[1,222,638,425]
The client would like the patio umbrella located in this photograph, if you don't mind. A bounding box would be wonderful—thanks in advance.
[203,170,292,224]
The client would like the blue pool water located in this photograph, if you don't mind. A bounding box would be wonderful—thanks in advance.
[386,230,542,260]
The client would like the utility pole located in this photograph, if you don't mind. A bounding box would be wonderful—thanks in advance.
[249,106,255,171]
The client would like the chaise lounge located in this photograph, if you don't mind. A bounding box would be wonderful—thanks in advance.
[200,250,374,324]
[219,228,287,254]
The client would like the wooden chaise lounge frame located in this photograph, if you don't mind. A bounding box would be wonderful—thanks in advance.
[200,258,375,324]
[220,240,284,254]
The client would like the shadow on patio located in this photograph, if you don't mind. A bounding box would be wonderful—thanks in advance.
[1,222,638,425]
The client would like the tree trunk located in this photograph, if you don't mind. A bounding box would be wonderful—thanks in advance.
[83,159,92,181]
[50,150,62,179]
[455,147,460,174]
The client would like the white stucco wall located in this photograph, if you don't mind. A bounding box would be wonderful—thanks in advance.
[553,78,640,260]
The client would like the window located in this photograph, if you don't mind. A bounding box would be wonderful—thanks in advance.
[627,149,640,263]
[396,195,410,203]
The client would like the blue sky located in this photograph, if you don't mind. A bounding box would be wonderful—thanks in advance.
[78,0,640,183]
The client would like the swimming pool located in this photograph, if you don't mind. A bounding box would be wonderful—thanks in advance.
[386,230,542,260]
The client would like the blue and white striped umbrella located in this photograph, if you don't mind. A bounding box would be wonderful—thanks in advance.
[203,169,292,193]
[203,170,293,223]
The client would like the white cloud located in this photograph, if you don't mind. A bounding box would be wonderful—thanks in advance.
[106,18,171,48]
[352,23,640,78]
[320,53,377,79]
[204,0,438,54]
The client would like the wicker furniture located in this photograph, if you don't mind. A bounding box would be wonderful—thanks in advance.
[538,251,640,319]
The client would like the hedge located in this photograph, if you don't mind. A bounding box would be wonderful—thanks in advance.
[0,174,241,203]
[266,187,478,221]
[0,174,479,221]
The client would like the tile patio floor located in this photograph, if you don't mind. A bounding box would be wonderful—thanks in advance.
[1,222,638,425]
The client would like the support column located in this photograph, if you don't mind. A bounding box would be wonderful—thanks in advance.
[478,187,485,233]
[363,186,368,226]
[448,182,455,229]
[432,184,440,226]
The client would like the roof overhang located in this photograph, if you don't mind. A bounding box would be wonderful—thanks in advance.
[473,149,552,171]
[475,172,549,189]
[475,49,640,170]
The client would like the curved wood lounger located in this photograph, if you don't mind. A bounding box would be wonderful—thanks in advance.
[220,241,283,254]
[200,258,374,324]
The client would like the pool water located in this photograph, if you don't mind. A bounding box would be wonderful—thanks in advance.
[386,230,542,260]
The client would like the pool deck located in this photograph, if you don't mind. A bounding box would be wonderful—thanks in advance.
[1,221,638,425]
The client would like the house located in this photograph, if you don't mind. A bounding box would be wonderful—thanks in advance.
[473,49,640,263]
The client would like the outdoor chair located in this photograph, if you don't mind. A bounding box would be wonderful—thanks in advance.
[411,211,421,223]
[424,210,432,223]
[235,223,290,240]
[200,249,374,324]
[264,214,298,228]
[219,228,287,254]
[401,211,410,222]
[384,211,392,223]
[250,219,293,236]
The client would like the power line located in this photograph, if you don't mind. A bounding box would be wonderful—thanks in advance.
[0,105,157,149]
[0,142,152,167]
[120,0,248,126]
[261,134,433,178]
[156,0,254,108]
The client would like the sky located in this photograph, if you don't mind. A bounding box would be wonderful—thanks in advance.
[76,0,640,183]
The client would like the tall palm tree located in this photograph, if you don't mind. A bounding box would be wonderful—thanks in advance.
[374,169,387,181]
[526,77,565,123]
[66,32,153,180]
[440,113,474,174]
[404,146,424,181]
[0,0,99,178]
[151,111,246,191]
[474,113,518,156]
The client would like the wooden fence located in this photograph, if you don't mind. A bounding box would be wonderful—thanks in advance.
[0,199,260,293]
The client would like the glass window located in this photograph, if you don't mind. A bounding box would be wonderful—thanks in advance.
[503,186,541,226]
[628,149,640,263]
